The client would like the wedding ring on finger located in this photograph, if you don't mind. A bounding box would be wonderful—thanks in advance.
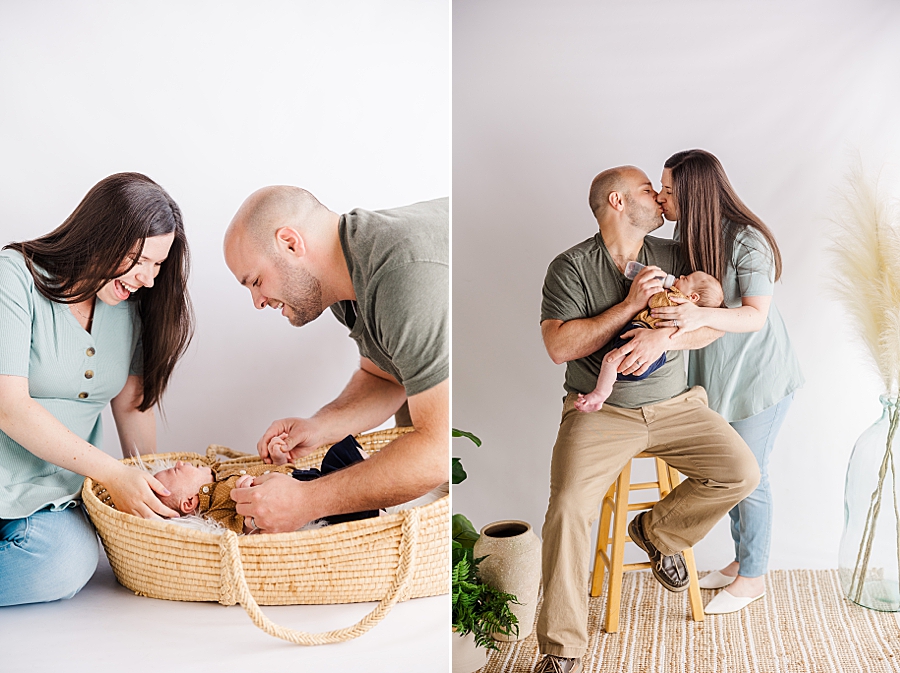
[249,517,260,532]
[674,320,678,327]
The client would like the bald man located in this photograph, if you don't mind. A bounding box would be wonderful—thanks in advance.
[223,188,448,533]
[532,167,758,673]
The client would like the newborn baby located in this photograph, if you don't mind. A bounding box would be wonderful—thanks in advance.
[153,460,294,534]
[575,270,724,413]
[153,434,377,534]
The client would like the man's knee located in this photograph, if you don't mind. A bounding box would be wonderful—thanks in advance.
[728,437,761,499]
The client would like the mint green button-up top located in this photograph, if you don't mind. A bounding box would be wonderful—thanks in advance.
[0,249,141,518]
[684,223,804,422]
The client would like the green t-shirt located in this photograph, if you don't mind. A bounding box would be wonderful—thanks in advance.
[0,249,142,518]
[541,232,689,408]
[330,197,449,397]
[685,223,804,421]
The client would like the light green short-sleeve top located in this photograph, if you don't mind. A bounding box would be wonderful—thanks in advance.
[685,223,804,422]
[0,249,141,519]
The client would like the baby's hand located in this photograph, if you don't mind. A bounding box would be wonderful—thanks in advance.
[267,433,291,466]
[234,474,255,489]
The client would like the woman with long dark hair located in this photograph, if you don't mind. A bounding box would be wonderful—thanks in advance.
[652,150,803,614]
[0,172,194,606]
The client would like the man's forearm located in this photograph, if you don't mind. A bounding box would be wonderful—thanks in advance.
[312,367,407,443]
[235,380,448,532]
[303,426,446,519]
[542,300,638,364]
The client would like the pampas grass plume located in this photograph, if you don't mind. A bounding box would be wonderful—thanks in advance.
[829,162,900,397]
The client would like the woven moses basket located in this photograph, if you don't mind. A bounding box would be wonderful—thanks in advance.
[82,427,449,645]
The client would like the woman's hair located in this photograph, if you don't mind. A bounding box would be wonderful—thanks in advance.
[664,149,782,283]
[4,172,193,411]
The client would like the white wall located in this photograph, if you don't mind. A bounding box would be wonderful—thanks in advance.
[0,1,448,455]
[452,0,900,572]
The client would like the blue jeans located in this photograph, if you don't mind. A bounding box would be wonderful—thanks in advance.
[728,393,793,578]
[0,505,99,607]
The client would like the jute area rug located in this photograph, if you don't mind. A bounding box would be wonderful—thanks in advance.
[482,570,900,673]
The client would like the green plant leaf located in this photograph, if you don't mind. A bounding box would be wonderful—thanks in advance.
[450,428,517,649]
[452,457,467,485]
[452,428,482,446]
[452,513,479,549]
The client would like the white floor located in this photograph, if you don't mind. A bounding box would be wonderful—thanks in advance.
[0,553,450,673]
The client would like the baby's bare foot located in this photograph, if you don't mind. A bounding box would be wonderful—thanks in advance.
[575,392,604,413]
[234,474,255,489]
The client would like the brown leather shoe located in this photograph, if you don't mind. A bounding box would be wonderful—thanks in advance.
[533,655,582,673]
[628,511,690,592]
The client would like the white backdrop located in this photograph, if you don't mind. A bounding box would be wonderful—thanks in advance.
[0,2,448,671]
[452,0,900,574]
[0,0,448,455]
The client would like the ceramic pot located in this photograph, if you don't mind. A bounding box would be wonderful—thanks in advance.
[839,395,900,611]
[452,631,487,673]
[472,519,542,640]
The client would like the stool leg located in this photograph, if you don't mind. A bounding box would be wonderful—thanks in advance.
[656,457,673,497]
[666,464,705,623]
[605,461,632,633]
[591,481,616,597]
[682,546,705,622]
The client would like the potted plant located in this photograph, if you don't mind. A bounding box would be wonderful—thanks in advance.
[452,429,518,673]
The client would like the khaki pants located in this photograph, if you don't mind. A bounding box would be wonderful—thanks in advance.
[537,387,759,658]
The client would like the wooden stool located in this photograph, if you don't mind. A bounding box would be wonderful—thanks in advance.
[590,452,704,632]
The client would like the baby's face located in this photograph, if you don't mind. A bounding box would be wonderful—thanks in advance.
[672,274,699,298]
[155,461,214,499]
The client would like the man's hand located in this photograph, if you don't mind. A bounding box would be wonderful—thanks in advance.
[256,359,409,464]
[257,419,325,464]
[624,265,665,313]
[242,380,449,532]
[231,472,312,533]
[607,327,672,377]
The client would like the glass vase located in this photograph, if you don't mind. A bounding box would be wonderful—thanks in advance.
[839,395,900,611]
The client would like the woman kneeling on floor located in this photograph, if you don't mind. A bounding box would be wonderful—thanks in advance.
[0,173,193,606]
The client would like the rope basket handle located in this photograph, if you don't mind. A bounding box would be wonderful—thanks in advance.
[218,508,420,645]
[207,444,249,461]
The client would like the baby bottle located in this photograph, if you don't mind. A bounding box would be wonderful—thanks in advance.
[624,261,675,289]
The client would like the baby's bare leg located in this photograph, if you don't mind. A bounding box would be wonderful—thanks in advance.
[575,350,624,412]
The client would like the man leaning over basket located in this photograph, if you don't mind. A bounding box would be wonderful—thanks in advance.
[223,187,448,533]
[532,166,759,673]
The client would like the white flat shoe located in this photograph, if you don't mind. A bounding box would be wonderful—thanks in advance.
[703,589,766,615]
[698,570,737,590]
